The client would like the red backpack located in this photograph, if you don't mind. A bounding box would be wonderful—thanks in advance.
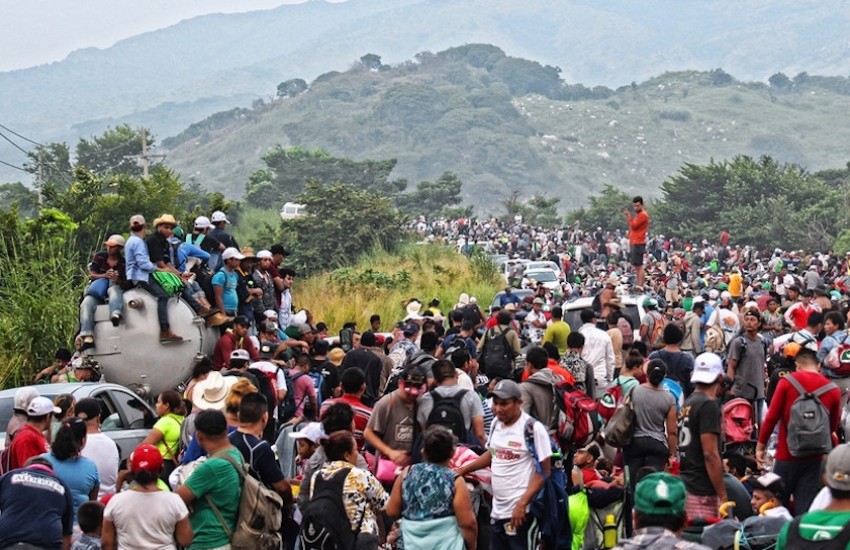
[553,380,601,451]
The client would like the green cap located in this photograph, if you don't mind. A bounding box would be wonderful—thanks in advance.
[634,473,686,516]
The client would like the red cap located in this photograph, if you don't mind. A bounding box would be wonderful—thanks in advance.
[130,444,163,474]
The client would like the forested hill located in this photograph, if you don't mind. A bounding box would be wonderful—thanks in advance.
[164,45,850,209]
[2,0,850,185]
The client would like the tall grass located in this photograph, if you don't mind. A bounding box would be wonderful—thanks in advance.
[296,243,503,330]
[0,237,83,388]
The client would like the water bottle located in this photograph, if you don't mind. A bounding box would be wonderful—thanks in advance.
[603,514,617,548]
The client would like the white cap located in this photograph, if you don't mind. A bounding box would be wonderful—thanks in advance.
[194,216,211,229]
[211,211,229,224]
[27,396,62,417]
[288,422,326,443]
[13,387,39,411]
[691,353,724,384]
[230,349,251,362]
[222,247,245,261]
[257,249,273,259]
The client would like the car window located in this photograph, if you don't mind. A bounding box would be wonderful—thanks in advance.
[102,389,155,430]
[0,396,15,433]
[527,271,556,282]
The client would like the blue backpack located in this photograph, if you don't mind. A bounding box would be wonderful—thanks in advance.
[523,419,571,550]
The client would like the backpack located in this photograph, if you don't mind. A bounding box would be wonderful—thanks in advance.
[597,378,626,422]
[523,419,571,550]
[300,468,364,550]
[426,389,469,441]
[785,514,850,550]
[442,336,467,360]
[617,317,634,346]
[279,372,306,423]
[785,375,837,458]
[647,311,668,350]
[480,326,515,379]
[825,334,850,377]
[206,451,283,550]
[247,367,280,409]
[705,323,727,355]
[553,381,601,450]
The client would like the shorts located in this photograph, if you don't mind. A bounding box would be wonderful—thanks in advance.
[629,244,646,267]
[685,493,720,520]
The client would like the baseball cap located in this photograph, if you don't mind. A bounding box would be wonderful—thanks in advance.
[257,249,273,260]
[13,387,39,412]
[270,244,289,256]
[104,234,126,247]
[400,365,428,394]
[287,422,326,444]
[129,214,146,227]
[533,297,544,305]
[258,342,275,359]
[230,349,251,362]
[130,444,164,474]
[751,472,785,498]
[826,443,850,491]
[222,247,245,261]
[691,352,725,384]
[488,379,522,400]
[634,472,686,516]
[194,216,211,229]
[27,396,61,417]
[210,210,229,224]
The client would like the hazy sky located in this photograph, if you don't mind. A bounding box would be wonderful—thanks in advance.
[0,0,342,72]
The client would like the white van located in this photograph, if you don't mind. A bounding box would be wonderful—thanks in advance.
[280,202,306,219]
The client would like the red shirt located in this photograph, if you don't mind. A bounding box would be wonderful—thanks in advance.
[758,370,841,461]
[212,331,260,370]
[320,394,373,449]
[520,361,575,385]
[9,424,50,470]
[628,210,649,245]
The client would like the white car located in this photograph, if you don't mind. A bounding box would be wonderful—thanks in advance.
[561,294,648,341]
[280,202,306,219]
[522,269,561,291]
[524,260,563,280]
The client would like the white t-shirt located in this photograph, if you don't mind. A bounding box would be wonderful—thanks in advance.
[487,411,552,520]
[457,370,475,391]
[525,310,546,343]
[104,489,189,550]
[707,308,740,345]
[81,432,119,499]
[249,360,288,392]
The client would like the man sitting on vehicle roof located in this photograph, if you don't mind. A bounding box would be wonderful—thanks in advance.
[78,234,131,352]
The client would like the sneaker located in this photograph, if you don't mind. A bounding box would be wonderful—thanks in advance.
[110,312,122,327]
[80,336,95,351]
[159,330,184,343]
[196,306,219,318]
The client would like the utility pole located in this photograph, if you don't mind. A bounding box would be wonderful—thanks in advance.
[124,128,165,180]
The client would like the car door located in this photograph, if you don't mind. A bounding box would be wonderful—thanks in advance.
[89,386,157,461]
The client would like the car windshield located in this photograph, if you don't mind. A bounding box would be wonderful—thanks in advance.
[526,271,556,282]
[0,393,58,435]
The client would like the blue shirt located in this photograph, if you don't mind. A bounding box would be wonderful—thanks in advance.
[41,454,99,524]
[0,466,74,548]
[211,268,239,313]
[170,240,210,272]
[124,234,156,282]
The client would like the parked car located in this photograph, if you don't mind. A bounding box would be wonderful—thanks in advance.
[0,382,157,461]
[524,260,563,280]
[522,269,561,290]
[561,294,647,341]
[497,258,530,284]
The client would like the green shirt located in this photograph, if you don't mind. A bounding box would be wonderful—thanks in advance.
[185,447,243,550]
[776,510,850,549]
[542,320,571,356]
[153,412,184,460]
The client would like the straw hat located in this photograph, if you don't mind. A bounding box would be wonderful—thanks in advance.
[404,299,424,320]
[239,246,256,259]
[153,214,178,228]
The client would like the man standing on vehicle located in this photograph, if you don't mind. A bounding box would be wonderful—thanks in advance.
[277,268,296,331]
[578,309,615,388]
[624,196,649,289]
[208,210,239,250]
[457,379,551,550]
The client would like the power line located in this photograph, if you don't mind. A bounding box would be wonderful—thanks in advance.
[0,123,43,147]
[0,159,28,172]
[0,129,30,156]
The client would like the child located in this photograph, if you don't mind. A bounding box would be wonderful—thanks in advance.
[286,422,324,487]
[72,501,104,550]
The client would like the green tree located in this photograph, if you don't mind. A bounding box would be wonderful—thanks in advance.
[397,171,464,216]
[0,182,39,217]
[277,78,308,98]
[286,180,404,273]
[768,72,791,90]
[519,194,561,227]
[245,147,401,207]
[359,53,383,71]
[25,141,73,197]
[566,184,631,232]
[75,125,153,176]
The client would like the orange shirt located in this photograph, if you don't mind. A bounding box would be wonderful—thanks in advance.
[629,210,649,245]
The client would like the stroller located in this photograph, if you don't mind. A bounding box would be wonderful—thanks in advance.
[723,398,756,458]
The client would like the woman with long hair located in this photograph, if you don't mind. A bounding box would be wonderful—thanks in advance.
[50,393,76,442]
[141,390,185,481]
[42,417,99,521]
[102,444,194,549]
[387,425,478,550]
[622,358,678,489]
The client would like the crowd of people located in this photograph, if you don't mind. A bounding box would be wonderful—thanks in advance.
[6,200,850,550]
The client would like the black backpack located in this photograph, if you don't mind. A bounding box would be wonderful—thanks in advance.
[481,326,514,379]
[300,468,363,550]
[279,372,306,423]
[442,336,467,359]
[427,389,469,440]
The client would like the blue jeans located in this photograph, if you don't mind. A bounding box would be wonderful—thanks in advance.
[79,280,124,337]
[491,517,538,550]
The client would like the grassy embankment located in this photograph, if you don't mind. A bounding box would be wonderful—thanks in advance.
[294,243,503,332]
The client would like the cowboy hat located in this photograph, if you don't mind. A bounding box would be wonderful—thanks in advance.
[404,299,424,321]
[153,214,178,228]
[191,371,238,411]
